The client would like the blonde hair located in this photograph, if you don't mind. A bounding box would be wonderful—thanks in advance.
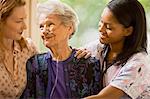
[38,1,80,37]
[0,0,25,21]
[0,0,26,60]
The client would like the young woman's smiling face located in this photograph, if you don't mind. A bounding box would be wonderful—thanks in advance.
[1,6,27,40]
[98,7,130,46]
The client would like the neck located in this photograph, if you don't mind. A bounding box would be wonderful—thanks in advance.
[49,44,72,61]
[109,40,124,54]
[1,38,14,52]
[108,41,124,62]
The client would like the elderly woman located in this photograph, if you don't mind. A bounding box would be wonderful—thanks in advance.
[21,1,101,99]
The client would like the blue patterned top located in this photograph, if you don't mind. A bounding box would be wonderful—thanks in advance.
[21,49,102,99]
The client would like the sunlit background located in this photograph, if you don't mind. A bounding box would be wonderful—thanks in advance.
[36,0,150,56]
[22,0,148,63]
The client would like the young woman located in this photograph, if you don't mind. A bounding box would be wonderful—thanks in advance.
[21,1,101,99]
[79,0,149,98]
[0,0,38,98]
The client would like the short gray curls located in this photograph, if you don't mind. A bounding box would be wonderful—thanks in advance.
[38,0,80,34]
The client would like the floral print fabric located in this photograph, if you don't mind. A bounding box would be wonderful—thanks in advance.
[21,50,102,99]
[85,41,150,99]
[110,52,150,99]
[0,38,38,99]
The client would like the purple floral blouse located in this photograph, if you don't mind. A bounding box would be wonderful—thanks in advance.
[21,49,102,99]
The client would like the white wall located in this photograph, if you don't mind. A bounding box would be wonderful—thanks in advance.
[25,0,40,50]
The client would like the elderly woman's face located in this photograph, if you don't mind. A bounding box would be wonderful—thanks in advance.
[39,14,72,48]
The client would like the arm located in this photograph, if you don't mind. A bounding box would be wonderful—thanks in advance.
[86,53,149,99]
[21,54,48,99]
[26,38,39,55]
[86,57,124,99]
[21,58,36,98]
[85,85,125,99]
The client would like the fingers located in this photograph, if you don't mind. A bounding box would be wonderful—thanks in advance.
[74,48,83,57]
[75,48,91,59]
[84,52,91,59]
[76,50,88,59]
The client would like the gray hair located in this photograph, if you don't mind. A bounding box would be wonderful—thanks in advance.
[37,0,80,35]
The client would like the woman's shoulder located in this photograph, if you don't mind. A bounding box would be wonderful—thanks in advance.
[71,49,100,64]
[119,52,149,80]
[126,52,148,65]
[77,57,100,65]
[28,52,48,63]
[84,40,104,58]
[26,52,49,72]
[120,52,149,72]
[69,56,100,71]
[25,38,39,57]
[114,52,150,99]
[25,37,38,48]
